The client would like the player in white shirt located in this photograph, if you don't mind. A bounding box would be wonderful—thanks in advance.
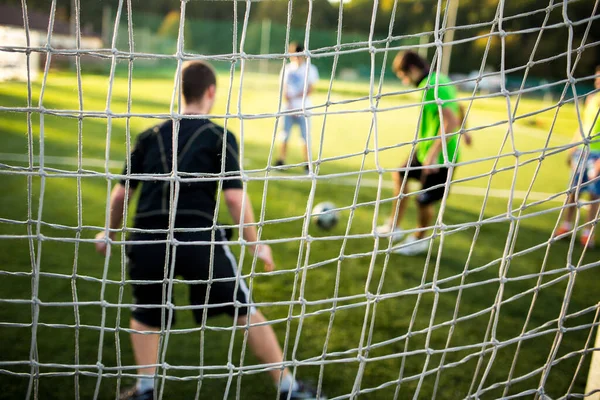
[275,42,319,173]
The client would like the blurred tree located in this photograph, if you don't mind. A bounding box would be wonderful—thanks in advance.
[254,0,338,30]
[2,0,596,81]
[157,9,194,49]
[157,10,180,38]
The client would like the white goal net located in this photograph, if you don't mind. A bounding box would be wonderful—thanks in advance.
[0,0,599,399]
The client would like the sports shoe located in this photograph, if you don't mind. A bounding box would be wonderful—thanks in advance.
[375,222,405,242]
[119,386,154,400]
[275,159,285,167]
[580,231,596,248]
[393,234,430,256]
[280,380,327,400]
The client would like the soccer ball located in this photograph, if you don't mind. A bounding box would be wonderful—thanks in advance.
[312,201,339,230]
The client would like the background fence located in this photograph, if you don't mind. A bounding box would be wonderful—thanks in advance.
[95,8,597,100]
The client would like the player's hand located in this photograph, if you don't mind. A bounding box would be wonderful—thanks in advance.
[253,244,275,272]
[95,231,113,256]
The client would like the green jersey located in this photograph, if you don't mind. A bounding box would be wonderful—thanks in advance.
[416,73,460,164]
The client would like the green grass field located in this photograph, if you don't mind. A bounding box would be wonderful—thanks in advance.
[0,67,598,400]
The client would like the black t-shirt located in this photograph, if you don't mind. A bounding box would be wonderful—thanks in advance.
[121,118,243,229]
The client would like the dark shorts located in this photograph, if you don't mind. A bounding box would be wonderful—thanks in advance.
[126,228,253,328]
[399,156,451,205]
[571,150,600,197]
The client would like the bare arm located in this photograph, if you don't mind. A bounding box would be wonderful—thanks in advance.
[224,188,259,245]
[95,183,135,255]
[567,131,581,166]
[458,104,473,146]
[224,188,275,271]
[423,107,461,173]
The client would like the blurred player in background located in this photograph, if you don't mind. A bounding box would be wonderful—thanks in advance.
[376,51,471,256]
[275,42,319,174]
[554,65,600,248]
[95,61,326,400]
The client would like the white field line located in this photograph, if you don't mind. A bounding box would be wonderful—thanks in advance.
[0,152,565,204]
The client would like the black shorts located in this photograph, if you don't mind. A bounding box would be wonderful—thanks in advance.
[399,156,451,206]
[126,228,253,328]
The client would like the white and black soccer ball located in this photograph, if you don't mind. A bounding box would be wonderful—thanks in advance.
[312,201,339,230]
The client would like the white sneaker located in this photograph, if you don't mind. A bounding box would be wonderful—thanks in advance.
[393,234,430,256]
[375,223,405,242]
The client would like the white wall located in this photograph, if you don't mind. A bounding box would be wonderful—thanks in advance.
[0,25,103,82]
[0,26,40,81]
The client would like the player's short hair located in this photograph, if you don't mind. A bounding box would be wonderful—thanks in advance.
[181,61,216,104]
[392,51,429,74]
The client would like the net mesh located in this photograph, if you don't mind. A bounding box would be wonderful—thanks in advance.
[0,0,599,399]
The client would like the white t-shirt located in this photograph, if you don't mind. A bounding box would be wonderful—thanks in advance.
[282,61,319,110]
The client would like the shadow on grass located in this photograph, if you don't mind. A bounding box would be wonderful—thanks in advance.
[0,74,175,112]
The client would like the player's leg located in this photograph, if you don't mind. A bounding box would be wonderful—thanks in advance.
[237,311,287,382]
[185,232,291,386]
[121,238,173,400]
[555,150,587,237]
[237,309,325,398]
[237,311,324,398]
[376,157,421,241]
[129,318,160,379]
[276,116,293,166]
[416,202,434,240]
[299,115,311,173]
[581,156,600,247]
[184,243,286,372]
[205,242,293,387]
[390,165,411,228]
[395,166,449,256]
[277,141,288,166]
[119,319,161,400]
[200,229,325,398]
[554,193,577,237]
[581,194,599,248]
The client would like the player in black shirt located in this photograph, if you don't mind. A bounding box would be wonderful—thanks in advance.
[95,61,325,400]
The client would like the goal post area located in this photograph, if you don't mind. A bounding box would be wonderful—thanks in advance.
[0,1,600,399]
